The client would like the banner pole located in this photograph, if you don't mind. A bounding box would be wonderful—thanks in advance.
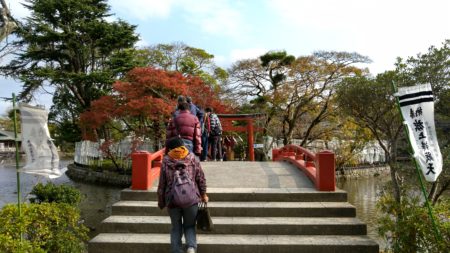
[12,93,23,242]
[391,81,442,242]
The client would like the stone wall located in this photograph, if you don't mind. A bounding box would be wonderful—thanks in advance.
[66,163,131,188]
[336,165,390,179]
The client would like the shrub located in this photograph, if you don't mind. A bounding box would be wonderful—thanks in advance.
[0,203,89,253]
[0,234,44,253]
[29,183,82,206]
[377,191,450,253]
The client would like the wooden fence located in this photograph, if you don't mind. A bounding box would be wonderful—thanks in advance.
[74,140,157,169]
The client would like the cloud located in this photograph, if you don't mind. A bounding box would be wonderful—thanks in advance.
[108,0,249,40]
[109,0,175,20]
[266,0,449,32]
[229,47,268,62]
[184,0,248,38]
[136,37,150,48]
[213,54,228,67]
[266,0,450,74]
[212,48,268,69]
[179,0,250,39]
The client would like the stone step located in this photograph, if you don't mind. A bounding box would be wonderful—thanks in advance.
[88,233,379,253]
[112,201,356,217]
[120,188,348,202]
[99,215,367,235]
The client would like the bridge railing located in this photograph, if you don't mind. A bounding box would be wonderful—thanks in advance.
[130,148,165,190]
[272,144,335,191]
[130,145,335,191]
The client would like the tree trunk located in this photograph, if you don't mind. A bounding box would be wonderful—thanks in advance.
[0,0,18,41]
[432,180,450,205]
[388,139,402,203]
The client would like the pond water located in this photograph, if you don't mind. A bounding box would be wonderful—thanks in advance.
[0,157,122,238]
[1,156,389,245]
[337,176,390,248]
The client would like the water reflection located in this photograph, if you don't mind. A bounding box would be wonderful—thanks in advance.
[0,157,121,238]
[337,175,390,247]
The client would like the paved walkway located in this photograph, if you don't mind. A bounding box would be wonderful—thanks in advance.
[200,161,315,189]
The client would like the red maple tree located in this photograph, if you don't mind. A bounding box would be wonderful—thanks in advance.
[80,67,230,144]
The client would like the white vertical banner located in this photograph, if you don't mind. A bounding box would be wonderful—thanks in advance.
[396,84,442,182]
[19,104,61,178]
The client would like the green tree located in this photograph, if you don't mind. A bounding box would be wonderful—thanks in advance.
[228,50,369,160]
[228,50,294,134]
[331,116,374,170]
[283,51,369,146]
[395,39,449,204]
[396,39,449,98]
[336,70,450,252]
[336,71,404,201]
[0,115,13,131]
[141,42,228,90]
[0,0,140,134]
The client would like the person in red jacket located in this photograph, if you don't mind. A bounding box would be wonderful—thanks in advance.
[166,102,202,156]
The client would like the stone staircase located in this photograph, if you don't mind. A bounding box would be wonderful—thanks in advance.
[88,187,379,253]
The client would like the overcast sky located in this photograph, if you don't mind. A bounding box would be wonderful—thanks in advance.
[1,0,449,115]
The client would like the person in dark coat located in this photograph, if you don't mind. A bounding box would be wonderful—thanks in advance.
[166,102,202,156]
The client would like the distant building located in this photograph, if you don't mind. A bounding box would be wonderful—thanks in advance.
[0,130,21,152]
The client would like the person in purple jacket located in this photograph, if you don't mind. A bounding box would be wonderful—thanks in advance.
[166,102,202,156]
[158,137,208,253]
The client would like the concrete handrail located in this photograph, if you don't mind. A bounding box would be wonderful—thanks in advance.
[272,144,335,191]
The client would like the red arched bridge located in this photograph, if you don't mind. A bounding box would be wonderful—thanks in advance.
[130,143,336,192]
[88,114,379,253]
[130,113,335,192]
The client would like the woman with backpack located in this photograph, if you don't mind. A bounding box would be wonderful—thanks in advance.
[157,137,209,253]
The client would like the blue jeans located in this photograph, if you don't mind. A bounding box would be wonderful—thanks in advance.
[168,204,199,253]
[200,132,208,161]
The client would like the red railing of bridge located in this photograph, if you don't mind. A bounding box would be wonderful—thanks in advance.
[272,145,336,191]
[130,148,165,190]
[130,145,335,191]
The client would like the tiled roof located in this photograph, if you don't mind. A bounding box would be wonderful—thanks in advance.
[0,130,20,141]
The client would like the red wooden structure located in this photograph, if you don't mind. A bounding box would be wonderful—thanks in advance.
[272,144,336,191]
[130,149,164,190]
[129,113,336,192]
[217,113,264,161]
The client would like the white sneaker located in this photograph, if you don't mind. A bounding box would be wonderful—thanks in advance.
[186,247,195,253]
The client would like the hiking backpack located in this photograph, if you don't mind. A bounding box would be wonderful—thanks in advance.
[209,113,221,136]
[167,162,199,208]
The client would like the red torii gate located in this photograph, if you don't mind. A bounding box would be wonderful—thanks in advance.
[216,113,265,161]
